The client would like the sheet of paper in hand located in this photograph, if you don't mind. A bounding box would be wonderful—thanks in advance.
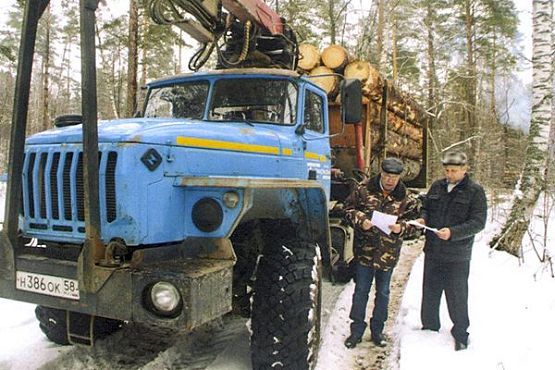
[406,220,440,233]
[370,210,398,235]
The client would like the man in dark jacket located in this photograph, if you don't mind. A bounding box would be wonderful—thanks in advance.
[343,158,420,349]
[416,150,487,351]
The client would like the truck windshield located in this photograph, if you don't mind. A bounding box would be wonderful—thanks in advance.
[144,81,209,119]
[208,78,297,125]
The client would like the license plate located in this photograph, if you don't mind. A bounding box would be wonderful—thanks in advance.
[16,271,80,300]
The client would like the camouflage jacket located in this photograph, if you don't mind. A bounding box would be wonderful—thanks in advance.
[344,175,420,271]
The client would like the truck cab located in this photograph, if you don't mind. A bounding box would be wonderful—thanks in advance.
[20,69,333,247]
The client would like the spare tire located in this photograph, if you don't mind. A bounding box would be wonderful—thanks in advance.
[54,114,82,128]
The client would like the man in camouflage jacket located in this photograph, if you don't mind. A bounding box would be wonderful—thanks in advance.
[343,158,420,349]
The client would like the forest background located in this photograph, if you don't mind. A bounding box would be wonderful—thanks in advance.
[0,0,535,191]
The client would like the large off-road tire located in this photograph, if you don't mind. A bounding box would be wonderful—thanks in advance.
[35,306,123,345]
[250,241,322,370]
[35,306,70,345]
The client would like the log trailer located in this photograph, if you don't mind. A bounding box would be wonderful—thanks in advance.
[0,0,426,369]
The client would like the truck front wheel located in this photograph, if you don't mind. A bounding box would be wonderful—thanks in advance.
[250,241,321,370]
[35,306,123,345]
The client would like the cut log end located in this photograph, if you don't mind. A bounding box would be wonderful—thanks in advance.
[344,60,371,82]
[309,66,337,96]
[321,44,349,70]
[298,43,320,71]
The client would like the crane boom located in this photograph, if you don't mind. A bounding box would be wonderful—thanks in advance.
[148,0,298,71]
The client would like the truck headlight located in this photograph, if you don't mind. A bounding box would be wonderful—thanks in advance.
[192,198,223,232]
[147,281,182,317]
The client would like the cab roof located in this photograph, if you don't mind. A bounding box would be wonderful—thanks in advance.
[149,68,301,86]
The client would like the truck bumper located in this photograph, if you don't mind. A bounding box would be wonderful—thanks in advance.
[0,247,234,331]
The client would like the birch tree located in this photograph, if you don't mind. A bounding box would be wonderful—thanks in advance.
[490,0,553,257]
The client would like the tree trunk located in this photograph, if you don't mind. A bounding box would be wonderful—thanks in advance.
[176,29,183,74]
[490,30,497,120]
[391,13,398,83]
[328,0,337,44]
[490,0,553,257]
[376,0,386,71]
[463,0,480,179]
[425,0,439,181]
[95,24,119,119]
[126,0,139,117]
[550,8,555,175]
[41,5,51,131]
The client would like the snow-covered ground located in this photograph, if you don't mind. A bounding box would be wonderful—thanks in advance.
[394,193,555,370]
[0,187,554,369]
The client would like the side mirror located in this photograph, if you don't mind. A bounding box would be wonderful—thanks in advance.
[340,79,362,124]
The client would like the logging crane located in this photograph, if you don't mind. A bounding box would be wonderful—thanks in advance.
[147,0,298,71]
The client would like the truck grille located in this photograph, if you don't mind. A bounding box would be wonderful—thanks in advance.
[23,149,118,232]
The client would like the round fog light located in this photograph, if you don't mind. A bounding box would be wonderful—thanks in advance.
[150,281,182,315]
[192,198,223,232]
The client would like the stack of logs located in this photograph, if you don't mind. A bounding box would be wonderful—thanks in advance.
[298,43,426,181]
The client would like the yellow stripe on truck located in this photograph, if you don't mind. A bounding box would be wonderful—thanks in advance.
[176,136,280,155]
[304,151,327,162]
[176,136,323,161]
[282,148,293,156]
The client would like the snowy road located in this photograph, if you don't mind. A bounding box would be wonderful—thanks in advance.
[0,181,350,369]
[0,283,347,370]
[0,182,424,370]
[0,180,349,369]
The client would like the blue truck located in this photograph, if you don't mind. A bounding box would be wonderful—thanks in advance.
[0,1,426,369]
[22,66,359,365]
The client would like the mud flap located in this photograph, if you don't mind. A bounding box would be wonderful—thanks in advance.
[67,311,95,346]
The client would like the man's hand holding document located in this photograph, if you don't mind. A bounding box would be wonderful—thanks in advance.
[407,219,439,233]
[370,211,399,235]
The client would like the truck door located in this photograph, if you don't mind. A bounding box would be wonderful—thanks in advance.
[301,86,331,198]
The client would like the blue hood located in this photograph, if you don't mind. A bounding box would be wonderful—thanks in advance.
[25,118,284,149]
[26,118,197,145]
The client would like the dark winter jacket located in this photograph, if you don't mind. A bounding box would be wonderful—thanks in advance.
[344,175,420,271]
[422,174,487,262]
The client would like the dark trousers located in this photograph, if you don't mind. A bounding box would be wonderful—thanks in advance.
[349,262,393,338]
[421,256,470,344]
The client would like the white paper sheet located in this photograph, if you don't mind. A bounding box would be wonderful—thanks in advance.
[370,210,398,235]
[406,220,440,233]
